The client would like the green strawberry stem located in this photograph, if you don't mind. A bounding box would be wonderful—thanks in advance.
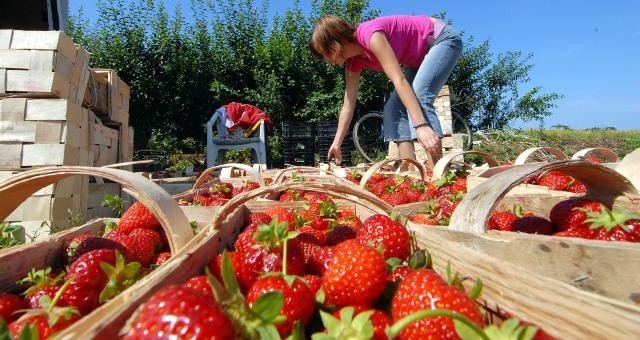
[385,309,489,340]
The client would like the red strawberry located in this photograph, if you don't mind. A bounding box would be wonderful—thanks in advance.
[303,274,323,295]
[9,310,79,338]
[583,155,602,163]
[0,293,25,322]
[66,236,125,264]
[245,212,272,227]
[124,285,235,339]
[264,206,295,230]
[408,212,440,225]
[535,170,573,191]
[380,190,410,206]
[581,208,640,242]
[234,224,259,252]
[64,233,96,262]
[336,209,363,230]
[357,214,410,261]
[193,192,228,206]
[62,249,117,315]
[487,210,518,231]
[549,198,603,232]
[106,228,160,266]
[246,276,315,337]
[19,268,64,309]
[118,202,161,232]
[297,226,327,246]
[322,240,387,307]
[333,306,392,340]
[153,251,172,266]
[325,225,357,246]
[183,275,214,300]
[278,190,302,202]
[391,268,485,339]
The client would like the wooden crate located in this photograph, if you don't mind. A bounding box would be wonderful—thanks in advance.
[92,69,130,125]
[0,98,92,169]
[85,181,122,220]
[54,181,640,339]
[82,68,110,116]
[90,111,119,167]
[0,30,90,105]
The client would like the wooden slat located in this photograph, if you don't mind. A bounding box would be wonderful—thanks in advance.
[0,121,37,142]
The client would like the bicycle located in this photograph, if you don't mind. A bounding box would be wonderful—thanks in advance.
[352,109,473,163]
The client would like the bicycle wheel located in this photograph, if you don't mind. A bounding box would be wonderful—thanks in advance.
[353,112,387,163]
[451,110,473,151]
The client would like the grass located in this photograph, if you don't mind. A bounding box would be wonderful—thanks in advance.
[471,129,640,162]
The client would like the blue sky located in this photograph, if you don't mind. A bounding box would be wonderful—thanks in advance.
[69,0,640,130]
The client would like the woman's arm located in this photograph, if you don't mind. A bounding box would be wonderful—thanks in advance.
[328,68,361,164]
[368,31,441,159]
[334,68,360,145]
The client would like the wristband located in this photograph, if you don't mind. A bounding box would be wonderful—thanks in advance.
[413,122,430,129]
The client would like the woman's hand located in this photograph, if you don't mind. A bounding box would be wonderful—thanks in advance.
[416,126,442,162]
[328,143,343,164]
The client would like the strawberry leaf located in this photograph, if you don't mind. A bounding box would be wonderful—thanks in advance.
[251,291,284,323]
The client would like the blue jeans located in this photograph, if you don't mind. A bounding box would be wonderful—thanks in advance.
[383,25,462,141]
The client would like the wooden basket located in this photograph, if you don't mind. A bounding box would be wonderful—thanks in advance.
[173,163,266,226]
[0,166,194,291]
[54,181,389,339]
[616,147,640,191]
[411,160,640,307]
[431,150,500,180]
[57,179,640,339]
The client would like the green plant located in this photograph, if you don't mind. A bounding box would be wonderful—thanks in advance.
[0,223,25,249]
[101,193,125,216]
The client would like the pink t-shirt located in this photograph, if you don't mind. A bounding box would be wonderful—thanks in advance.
[347,15,435,73]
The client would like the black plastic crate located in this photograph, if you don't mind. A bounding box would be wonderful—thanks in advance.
[282,138,315,154]
[283,152,315,166]
[317,120,338,137]
[282,121,316,139]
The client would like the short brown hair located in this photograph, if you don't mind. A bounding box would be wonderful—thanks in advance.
[309,15,356,59]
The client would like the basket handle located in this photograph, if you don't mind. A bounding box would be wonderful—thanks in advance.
[448,160,638,233]
[359,157,427,189]
[432,151,500,180]
[616,147,640,191]
[571,148,620,162]
[514,147,568,165]
[0,166,193,253]
[192,163,265,191]
[211,181,393,228]
[273,166,351,185]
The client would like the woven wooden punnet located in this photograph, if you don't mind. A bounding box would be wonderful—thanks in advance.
[409,160,640,307]
[174,163,267,226]
[49,180,640,339]
[0,166,194,292]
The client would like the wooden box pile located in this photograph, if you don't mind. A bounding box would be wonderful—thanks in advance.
[0,30,134,233]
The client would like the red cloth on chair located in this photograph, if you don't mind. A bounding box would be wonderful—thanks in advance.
[223,102,272,134]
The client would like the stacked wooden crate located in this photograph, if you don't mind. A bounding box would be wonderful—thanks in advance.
[0,30,133,236]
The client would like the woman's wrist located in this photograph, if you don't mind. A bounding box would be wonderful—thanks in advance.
[413,122,430,129]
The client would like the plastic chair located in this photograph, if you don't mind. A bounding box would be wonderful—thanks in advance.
[206,109,267,167]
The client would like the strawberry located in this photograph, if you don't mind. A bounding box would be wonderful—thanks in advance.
[9,311,79,339]
[62,249,117,315]
[582,155,602,163]
[193,192,228,206]
[118,202,161,232]
[264,206,296,230]
[391,268,485,339]
[64,233,96,262]
[534,170,573,191]
[153,251,172,266]
[357,214,410,261]
[106,228,160,266]
[246,276,316,337]
[380,189,410,206]
[245,212,272,227]
[566,180,587,193]
[326,225,357,246]
[487,210,518,231]
[278,190,303,201]
[19,268,64,309]
[234,224,259,252]
[124,285,235,339]
[512,216,555,235]
[297,226,327,246]
[580,207,640,242]
[306,245,334,276]
[66,236,125,264]
[549,198,603,231]
[322,240,387,307]
[0,293,25,322]
[333,306,392,340]
[408,212,440,225]
[336,209,363,230]
[303,274,323,296]
[346,170,363,184]
[184,275,214,300]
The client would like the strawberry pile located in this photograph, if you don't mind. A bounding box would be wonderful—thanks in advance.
[121,199,549,339]
[488,198,640,241]
[179,178,266,206]
[524,170,587,194]
[0,201,176,338]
